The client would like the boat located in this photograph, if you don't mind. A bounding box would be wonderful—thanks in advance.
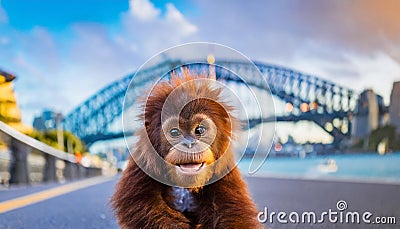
[317,159,338,173]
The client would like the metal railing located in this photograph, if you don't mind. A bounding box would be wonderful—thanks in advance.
[0,121,102,186]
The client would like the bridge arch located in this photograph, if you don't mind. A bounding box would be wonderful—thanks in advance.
[63,59,358,145]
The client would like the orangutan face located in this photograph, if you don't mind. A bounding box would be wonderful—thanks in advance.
[142,75,236,188]
[161,112,219,187]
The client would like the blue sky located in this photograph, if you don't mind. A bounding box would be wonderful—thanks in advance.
[2,1,127,30]
[1,0,195,30]
[1,0,400,143]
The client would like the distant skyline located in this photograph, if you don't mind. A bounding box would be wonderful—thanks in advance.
[0,0,400,127]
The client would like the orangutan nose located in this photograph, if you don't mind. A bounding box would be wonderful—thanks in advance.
[182,136,197,149]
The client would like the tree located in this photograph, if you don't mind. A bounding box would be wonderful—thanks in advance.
[367,125,399,152]
[28,130,86,153]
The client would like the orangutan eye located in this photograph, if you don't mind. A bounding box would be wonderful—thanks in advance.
[195,125,206,136]
[169,128,181,137]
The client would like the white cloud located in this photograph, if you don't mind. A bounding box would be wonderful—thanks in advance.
[58,0,199,108]
[59,23,139,109]
[345,52,400,104]
[277,45,400,104]
[5,0,199,124]
[191,0,400,105]
[129,0,160,21]
[120,0,198,56]
[127,0,199,39]
[5,0,400,128]
[6,28,69,122]
[0,0,8,24]
[165,3,197,36]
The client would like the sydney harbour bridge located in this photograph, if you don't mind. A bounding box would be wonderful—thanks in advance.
[62,59,373,147]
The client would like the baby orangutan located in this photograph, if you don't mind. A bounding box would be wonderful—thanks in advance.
[111,69,262,228]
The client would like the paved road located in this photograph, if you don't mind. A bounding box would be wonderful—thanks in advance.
[0,175,399,229]
[0,177,119,229]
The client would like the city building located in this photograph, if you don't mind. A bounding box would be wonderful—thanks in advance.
[352,89,385,139]
[33,110,63,131]
[389,81,400,133]
[0,69,31,134]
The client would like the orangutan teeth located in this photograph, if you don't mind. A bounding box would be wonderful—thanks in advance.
[178,163,204,172]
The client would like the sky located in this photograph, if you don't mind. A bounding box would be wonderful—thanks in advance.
[1,0,400,144]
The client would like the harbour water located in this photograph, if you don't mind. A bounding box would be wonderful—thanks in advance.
[238,152,400,183]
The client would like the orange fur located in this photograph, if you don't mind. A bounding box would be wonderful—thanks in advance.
[111,70,262,228]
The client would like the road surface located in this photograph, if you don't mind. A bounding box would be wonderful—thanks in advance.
[0,176,119,229]
[0,175,399,228]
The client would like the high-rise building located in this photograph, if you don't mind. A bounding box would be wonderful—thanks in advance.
[33,110,63,131]
[389,81,400,133]
[352,89,380,139]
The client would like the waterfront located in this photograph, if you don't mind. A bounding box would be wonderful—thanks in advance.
[239,153,400,183]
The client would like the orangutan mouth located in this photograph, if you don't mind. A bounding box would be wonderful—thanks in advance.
[177,162,205,175]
